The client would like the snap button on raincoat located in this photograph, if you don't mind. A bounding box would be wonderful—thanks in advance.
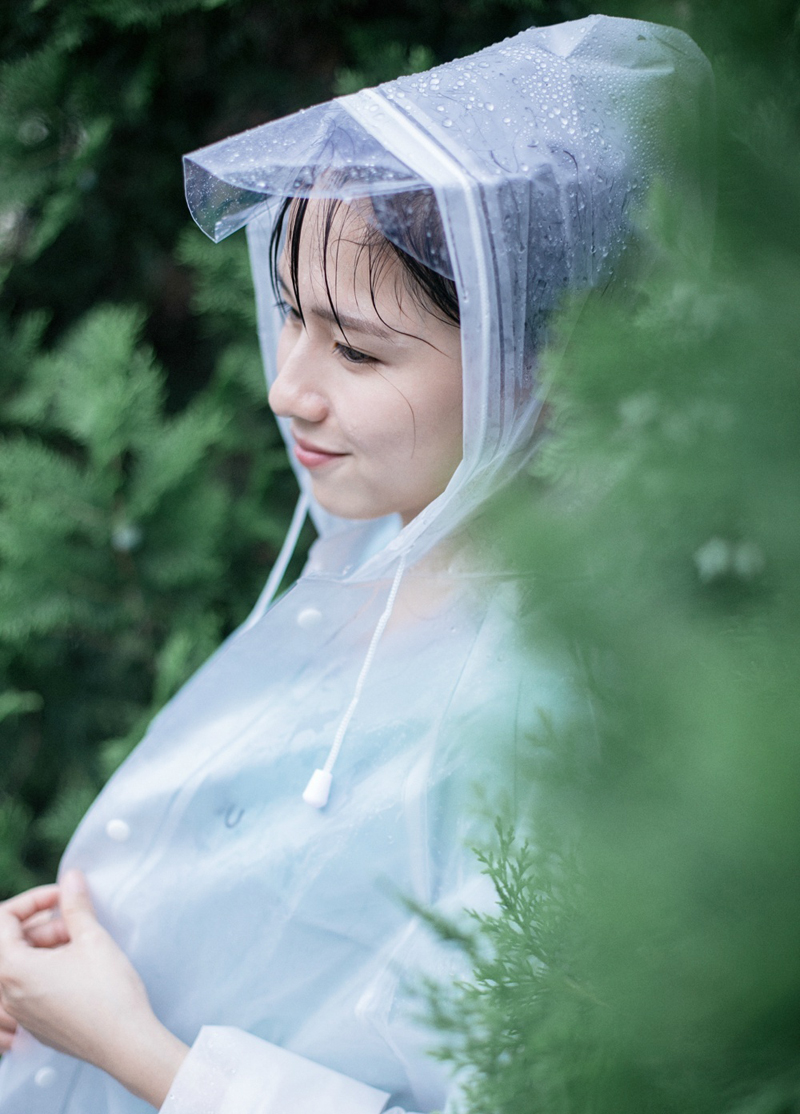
[0,14,712,1114]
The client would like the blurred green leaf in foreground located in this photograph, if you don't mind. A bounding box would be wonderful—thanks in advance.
[427,8,800,1114]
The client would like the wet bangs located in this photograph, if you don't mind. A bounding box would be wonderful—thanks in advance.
[268,192,460,335]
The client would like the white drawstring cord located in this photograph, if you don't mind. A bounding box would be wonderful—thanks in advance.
[303,552,407,809]
[241,489,310,633]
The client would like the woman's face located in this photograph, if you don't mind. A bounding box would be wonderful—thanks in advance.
[268,202,463,526]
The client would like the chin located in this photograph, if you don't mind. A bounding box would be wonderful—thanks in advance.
[311,487,395,523]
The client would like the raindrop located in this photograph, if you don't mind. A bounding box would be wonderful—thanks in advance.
[112,523,143,553]
[225,805,245,828]
[694,538,732,583]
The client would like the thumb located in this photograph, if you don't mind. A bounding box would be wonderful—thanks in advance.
[58,870,98,937]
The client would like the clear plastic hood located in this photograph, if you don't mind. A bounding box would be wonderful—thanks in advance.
[184,101,430,243]
[183,14,714,579]
[185,100,459,280]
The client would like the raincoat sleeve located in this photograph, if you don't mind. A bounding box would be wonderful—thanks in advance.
[159,1028,393,1114]
[156,925,473,1114]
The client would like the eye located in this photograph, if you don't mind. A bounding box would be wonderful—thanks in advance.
[334,342,376,366]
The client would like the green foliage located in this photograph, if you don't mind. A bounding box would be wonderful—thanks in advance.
[333,39,435,96]
[0,43,109,264]
[0,227,294,891]
[0,292,287,890]
[426,13,800,1114]
[0,801,36,894]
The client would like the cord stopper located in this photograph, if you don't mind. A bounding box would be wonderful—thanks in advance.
[303,768,333,809]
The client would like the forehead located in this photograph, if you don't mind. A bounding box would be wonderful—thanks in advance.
[281,197,410,310]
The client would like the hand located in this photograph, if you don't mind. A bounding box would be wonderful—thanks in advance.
[0,883,67,1053]
[0,1001,17,1055]
[0,871,188,1108]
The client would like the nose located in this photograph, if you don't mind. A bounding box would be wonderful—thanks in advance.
[268,330,328,424]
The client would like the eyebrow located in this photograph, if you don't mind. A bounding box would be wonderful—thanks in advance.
[278,277,394,341]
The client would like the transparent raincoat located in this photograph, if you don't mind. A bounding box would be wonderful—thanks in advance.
[0,14,712,1114]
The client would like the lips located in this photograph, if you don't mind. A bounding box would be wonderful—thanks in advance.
[292,434,348,470]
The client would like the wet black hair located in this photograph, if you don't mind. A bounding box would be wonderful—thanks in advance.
[268,189,460,337]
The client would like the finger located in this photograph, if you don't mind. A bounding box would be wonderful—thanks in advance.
[21,908,55,932]
[1,885,61,925]
[0,907,24,950]
[20,906,69,942]
[58,870,97,937]
[0,1003,17,1032]
[25,917,70,948]
[25,918,70,949]
[0,886,61,951]
[0,1029,15,1053]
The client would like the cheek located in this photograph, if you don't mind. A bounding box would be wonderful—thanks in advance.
[337,377,414,454]
[415,366,463,460]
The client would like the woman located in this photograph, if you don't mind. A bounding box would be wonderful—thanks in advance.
[0,15,712,1114]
